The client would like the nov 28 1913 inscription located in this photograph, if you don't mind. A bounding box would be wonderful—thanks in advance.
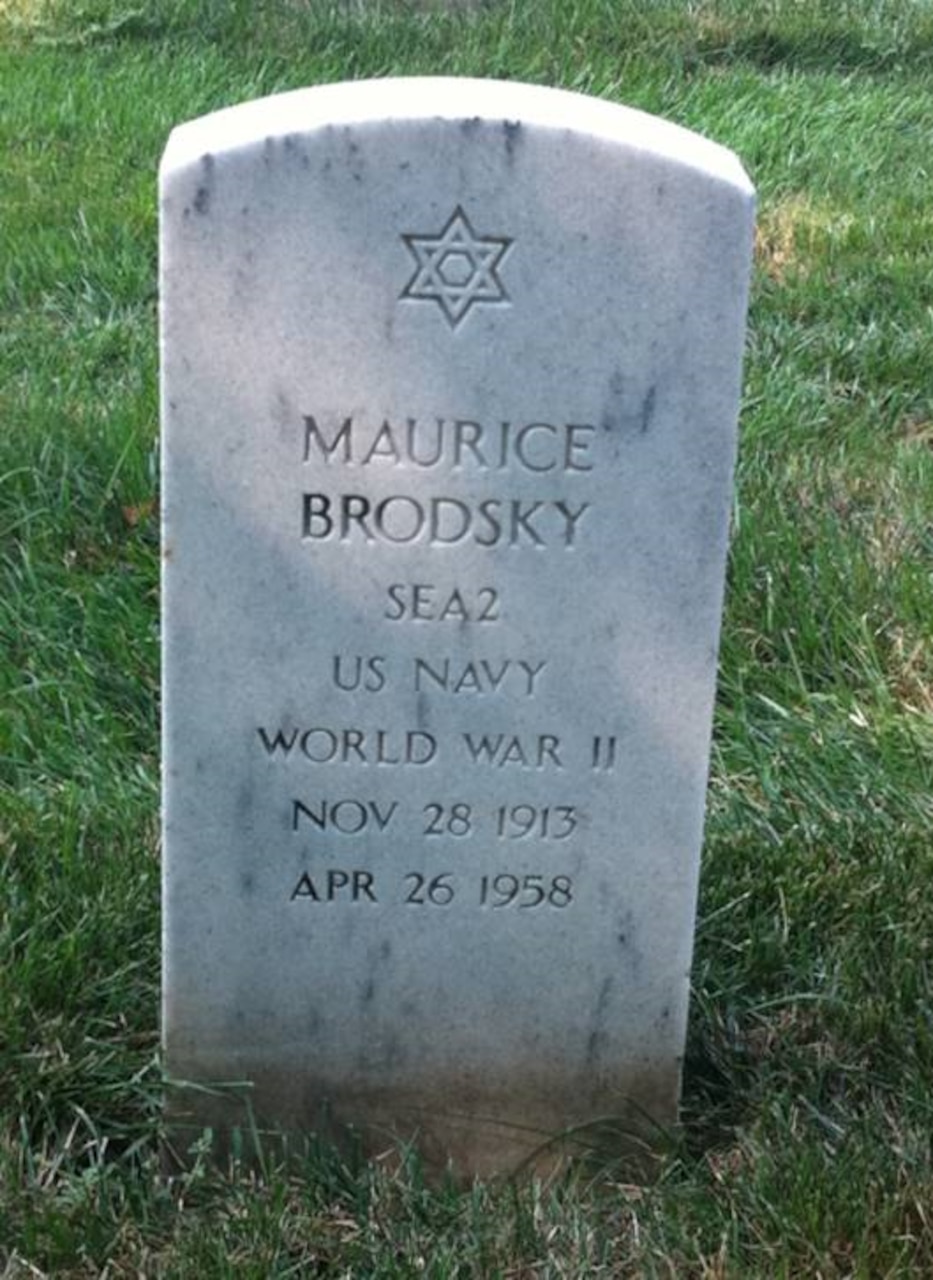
[160,78,755,1177]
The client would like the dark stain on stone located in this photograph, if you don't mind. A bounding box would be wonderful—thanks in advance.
[283,134,308,165]
[380,939,392,961]
[361,978,375,1004]
[240,872,255,895]
[192,154,214,214]
[640,384,657,434]
[344,133,364,183]
[281,135,310,169]
[600,369,626,433]
[503,118,521,161]
[586,976,614,1066]
[601,373,656,438]
[617,911,642,974]
[415,691,429,729]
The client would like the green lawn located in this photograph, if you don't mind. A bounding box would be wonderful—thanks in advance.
[2,1,933,1274]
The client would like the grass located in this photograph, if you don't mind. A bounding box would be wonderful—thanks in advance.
[2,0,933,1273]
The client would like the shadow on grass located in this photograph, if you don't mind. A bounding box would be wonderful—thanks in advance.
[679,998,762,1159]
[693,23,933,76]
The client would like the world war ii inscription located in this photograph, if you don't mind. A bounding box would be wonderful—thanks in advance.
[160,78,754,1177]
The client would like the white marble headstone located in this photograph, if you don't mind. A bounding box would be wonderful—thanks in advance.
[160,78,754,1177]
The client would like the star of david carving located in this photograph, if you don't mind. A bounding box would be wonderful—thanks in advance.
[400,206,512,329]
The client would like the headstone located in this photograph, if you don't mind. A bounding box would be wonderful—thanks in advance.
[160,78,754,1178]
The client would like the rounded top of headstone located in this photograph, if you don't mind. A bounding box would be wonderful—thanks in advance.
[160,77,753,198]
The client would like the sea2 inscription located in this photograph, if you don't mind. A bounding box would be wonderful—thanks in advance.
[384,584,501,623]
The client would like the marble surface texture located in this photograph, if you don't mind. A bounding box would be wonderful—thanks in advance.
[160,77,755,1177]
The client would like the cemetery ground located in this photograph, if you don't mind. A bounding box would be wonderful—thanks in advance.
[2,0,933,1273]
